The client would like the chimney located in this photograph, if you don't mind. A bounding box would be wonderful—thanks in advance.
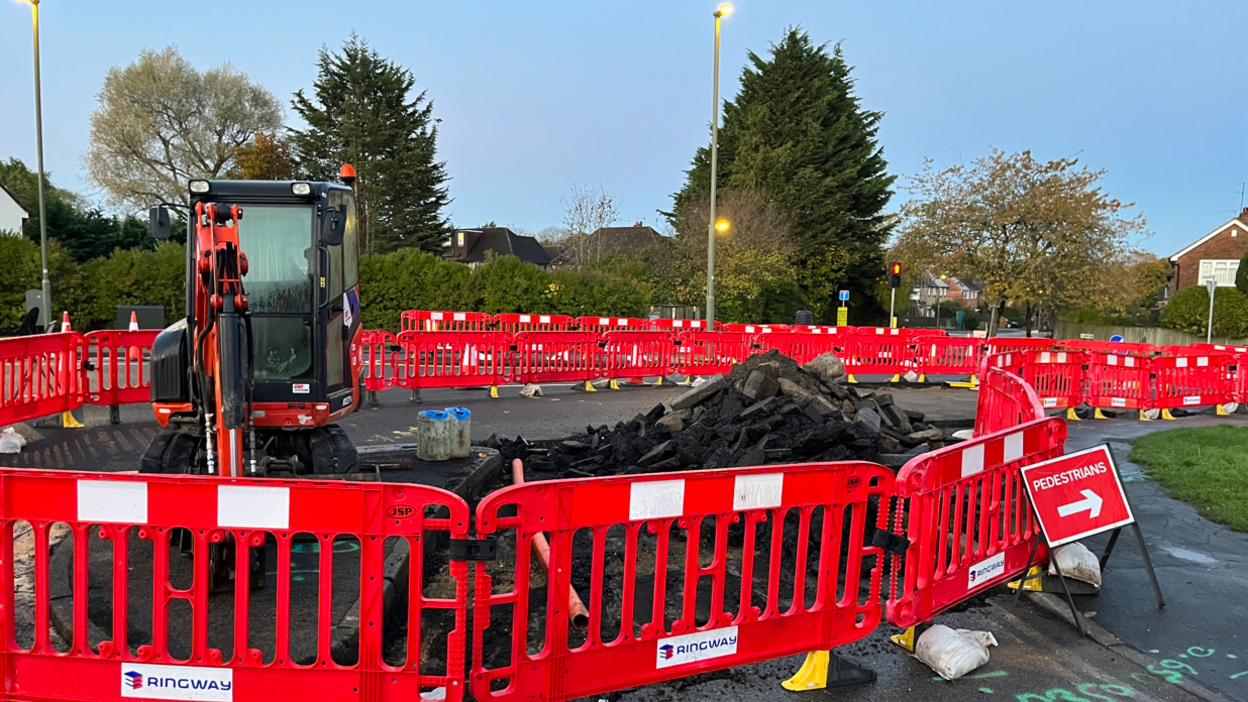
[1240,207,1248,224]
[634,221,643,227]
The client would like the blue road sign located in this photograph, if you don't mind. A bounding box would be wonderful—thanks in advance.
[1109,335,1124,342]
[839,290,850,302]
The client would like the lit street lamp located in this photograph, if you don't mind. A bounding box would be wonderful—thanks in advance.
[21,0,52,331]
[706,3,732,326]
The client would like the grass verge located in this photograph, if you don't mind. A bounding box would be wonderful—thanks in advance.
[1130,425,1248,532]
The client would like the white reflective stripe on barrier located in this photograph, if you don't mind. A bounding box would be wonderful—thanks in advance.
[217,485,290,529]
[78,480,148,523]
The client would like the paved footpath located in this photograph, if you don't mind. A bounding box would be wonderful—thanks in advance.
[1065,415,1248,702]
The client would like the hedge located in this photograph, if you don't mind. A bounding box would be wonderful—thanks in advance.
[1160,285,1248,338]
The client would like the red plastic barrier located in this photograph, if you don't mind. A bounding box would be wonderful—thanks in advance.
[791,325,854,335]
[401,310,493,333]
[0,467,471,702]
[507,331,603,385]
[394,331,507,391]
[1083,351,1150,412]
[974,366,1045,436]
[757,332,837,365]
[834,334,921,379]
[576,316,652,332]
[1192,344,1248,403]
[985,337,1054,355]
[887,417,1067,628]
[359,329,396,393]
[494,313,575,333]
[915,337,985,380]
[84,330,160,407]
[1017,350,1086,412]
[1150,351,1237,411]
[0,332,83,427]
[471,462,894,702]
[649,318,713,332]
[674,331,756,378]
[601,330,677,382]
[721,323,790,334]
[856,327,946,338]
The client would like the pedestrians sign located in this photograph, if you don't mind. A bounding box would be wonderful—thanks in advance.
[1020,445,1134,547]
[839,290,850,302]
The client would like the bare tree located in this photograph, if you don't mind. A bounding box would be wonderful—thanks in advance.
[85,46,282,210]
[560,183,619,264]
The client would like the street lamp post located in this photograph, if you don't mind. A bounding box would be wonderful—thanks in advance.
[24,0,52,331]
[1206,278,1217,344]
[706,3,732,327]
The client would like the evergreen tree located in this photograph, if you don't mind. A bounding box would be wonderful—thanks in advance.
[671,29,895,322]
[290,34,452,255]
[0,157,156,263]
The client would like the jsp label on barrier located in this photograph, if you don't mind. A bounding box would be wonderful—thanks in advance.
[967,553,1006,590]
[121,663,233,701]
[655,626,739,669]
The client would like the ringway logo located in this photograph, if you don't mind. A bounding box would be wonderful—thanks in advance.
[654,626,738,669]
[967,552,1006,590]
[120,663,232,701]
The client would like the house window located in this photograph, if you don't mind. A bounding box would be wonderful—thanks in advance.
[1199,259,1240,287]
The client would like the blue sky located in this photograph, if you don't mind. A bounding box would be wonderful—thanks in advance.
[1,1,1245,256]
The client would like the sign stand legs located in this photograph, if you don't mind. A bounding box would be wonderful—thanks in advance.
[1044,537,1089,637]
[1098,524,1165,611]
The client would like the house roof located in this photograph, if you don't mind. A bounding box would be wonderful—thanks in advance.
[0,181,31,219]
[1171,212,1248,261]
[446,227,552,266]
[920,270,948,288]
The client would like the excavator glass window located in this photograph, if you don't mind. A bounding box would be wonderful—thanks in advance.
[236,205,316,381]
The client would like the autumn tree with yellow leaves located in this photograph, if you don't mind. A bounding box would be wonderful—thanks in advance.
[892,149,1151,334]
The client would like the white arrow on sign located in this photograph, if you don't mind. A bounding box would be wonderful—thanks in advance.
[1057,489,1103,519]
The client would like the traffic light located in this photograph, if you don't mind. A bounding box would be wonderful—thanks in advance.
[888,261,902,289]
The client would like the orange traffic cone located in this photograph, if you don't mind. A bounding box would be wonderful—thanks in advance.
[60,311,71,333]
[128,311,139,331]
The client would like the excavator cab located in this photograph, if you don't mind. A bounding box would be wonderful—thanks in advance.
[142,174,363,477]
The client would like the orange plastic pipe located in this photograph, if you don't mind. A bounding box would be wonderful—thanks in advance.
[511,459,590,630]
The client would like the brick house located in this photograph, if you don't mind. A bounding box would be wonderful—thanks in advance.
[1167,208,1248,297]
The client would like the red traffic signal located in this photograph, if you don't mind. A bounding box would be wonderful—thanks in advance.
[888,261,902,289]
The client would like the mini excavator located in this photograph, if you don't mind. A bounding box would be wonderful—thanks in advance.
[140,167,363,478]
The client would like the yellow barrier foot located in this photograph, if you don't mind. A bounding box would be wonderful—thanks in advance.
[1218,404,1232,416]
[917,374,927,384]
[61,411,85,429]
[1093,408,1108,420]
[654,376,664,386]
[889,627,917,653]
[489,386,499,399]
[609,379,621,390]
[1006,565,1046,592]
[1139,410,1152,422]
[583,381,597,393]
[1066,408,1082,421]
[889,374,901,383]
[847,374,857,384]
[679,376,694,386]
[1161,409,1176,421]
[782,651,829,691]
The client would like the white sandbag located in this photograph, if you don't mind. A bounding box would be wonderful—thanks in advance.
[519,383,544,398]
[914,624,998,680]
[904,370,920,383]
[1050,542,1102,588]
[0,427,27,454]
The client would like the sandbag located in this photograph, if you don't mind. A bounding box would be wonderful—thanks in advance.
[1050,541,1102,588]
[0,427,26,454]
[914,624,998,680]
